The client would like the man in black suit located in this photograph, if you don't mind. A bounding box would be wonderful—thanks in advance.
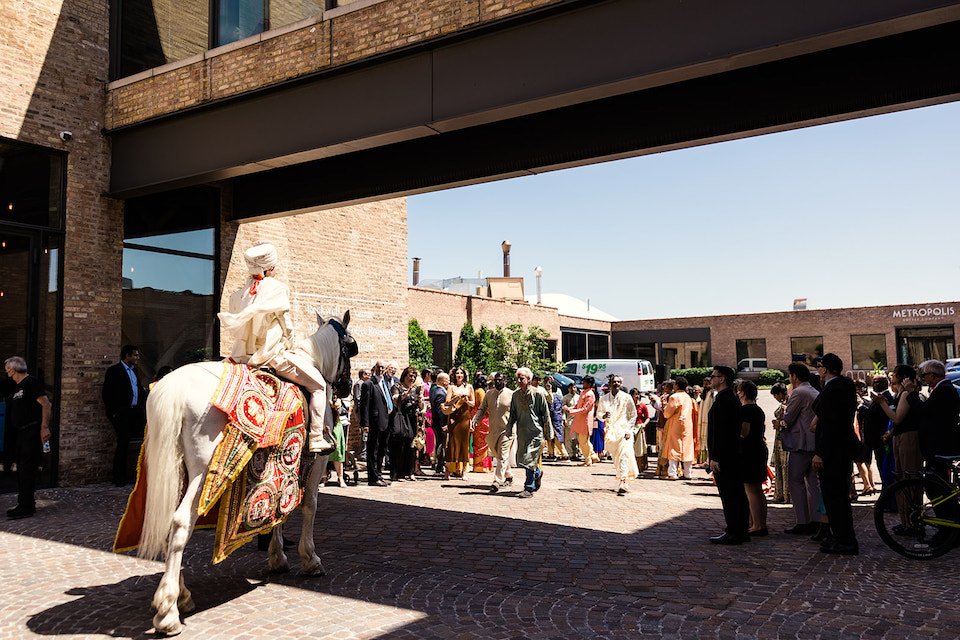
[917,360,960,540]
[429,371,449,476]
[811,353,860,555]
[360,361,393,486]
[102,345,148,486]
[707,365,750,545]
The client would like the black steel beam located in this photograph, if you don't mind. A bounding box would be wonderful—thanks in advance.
[229,21,960,219]
[107,0,960,198]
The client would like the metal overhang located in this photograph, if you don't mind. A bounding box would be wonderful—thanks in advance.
[107,0,960,210]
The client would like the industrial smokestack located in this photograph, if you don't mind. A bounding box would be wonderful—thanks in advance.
[534,266,543,304]
[501,240,511,277]
[412,257,421,286]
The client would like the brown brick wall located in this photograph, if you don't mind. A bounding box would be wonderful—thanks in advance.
[106,0,566,129]
[1,0,119,485]
[221,198,410,375]
[613,302,960,372]
[407,287,561,359]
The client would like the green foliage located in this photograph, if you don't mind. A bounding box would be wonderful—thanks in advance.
[758,369,789,386]
[407,319,433,370]
[670,367,713,386]
[454,322,480,373]
[476,325,507,377]
[447,322,561,386]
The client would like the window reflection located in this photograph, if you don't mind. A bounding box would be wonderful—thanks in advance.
[122,227,215,377]
[126,229,214,256]
[217,0,266,46]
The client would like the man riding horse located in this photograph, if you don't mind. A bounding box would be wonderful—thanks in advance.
[217,242,335,454]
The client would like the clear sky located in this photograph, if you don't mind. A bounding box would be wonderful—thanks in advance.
[408,101,960,320]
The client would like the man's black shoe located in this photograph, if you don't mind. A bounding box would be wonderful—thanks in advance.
[784,523,815,535]
[6,505,35,519]
[821,542,859,555]
[810,524,832,542]
[369,479,389,487]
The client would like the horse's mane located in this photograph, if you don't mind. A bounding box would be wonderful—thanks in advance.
[298,321,340,382]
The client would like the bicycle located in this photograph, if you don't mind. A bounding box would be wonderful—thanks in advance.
[874,455,960,559]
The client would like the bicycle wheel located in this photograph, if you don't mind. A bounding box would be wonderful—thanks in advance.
[875,477,960,559]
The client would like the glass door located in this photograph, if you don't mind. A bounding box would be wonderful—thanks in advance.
[0,232,34,491]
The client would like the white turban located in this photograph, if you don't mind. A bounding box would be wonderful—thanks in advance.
[244,243,279,275]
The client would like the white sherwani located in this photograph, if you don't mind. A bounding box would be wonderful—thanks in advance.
[597,390,639,481]
[472,386,515,484]
[218,275,331,443]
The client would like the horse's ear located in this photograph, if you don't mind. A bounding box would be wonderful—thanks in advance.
[316,310,326,328]
[342,309,351,328]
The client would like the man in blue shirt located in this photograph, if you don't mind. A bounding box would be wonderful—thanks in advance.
[102,345,148,486]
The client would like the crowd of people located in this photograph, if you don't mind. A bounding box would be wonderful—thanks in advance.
[337,351,959,557]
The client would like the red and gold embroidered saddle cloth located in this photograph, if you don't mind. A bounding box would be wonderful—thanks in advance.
[114,362,306,564]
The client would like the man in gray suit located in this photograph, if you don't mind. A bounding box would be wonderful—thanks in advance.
[781,362,822,534]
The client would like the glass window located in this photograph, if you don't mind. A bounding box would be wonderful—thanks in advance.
[0,141,64,230]
[562,332,586,362]
[121,187,218,380]
[587,334,609,359]
[216,0,267,47]
[270,0,324,30]
[661,342,709,369]
[850,334,886,370]
[428,331,452,371]
[114,0,210,79]
[790,336,823,366]
[735,338,767,362]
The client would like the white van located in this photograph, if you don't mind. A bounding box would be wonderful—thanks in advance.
[736,358,768,380]
[563,359,656,392]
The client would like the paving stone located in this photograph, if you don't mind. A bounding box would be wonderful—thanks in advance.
[1,464,957,638]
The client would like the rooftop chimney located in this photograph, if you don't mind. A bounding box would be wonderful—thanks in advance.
[501,240,511,277]
[412,257,421,286]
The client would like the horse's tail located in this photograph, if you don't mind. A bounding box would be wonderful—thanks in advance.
[138,374,186,561]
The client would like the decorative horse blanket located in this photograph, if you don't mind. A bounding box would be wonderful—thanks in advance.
[114,362,306,564]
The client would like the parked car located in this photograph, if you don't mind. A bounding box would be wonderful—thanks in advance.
[945,358,960,373]
[555,372,607,393]
[736,358,768,380]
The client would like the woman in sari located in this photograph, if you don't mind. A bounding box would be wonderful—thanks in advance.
[442,366,475,479]
[471,372,491,472]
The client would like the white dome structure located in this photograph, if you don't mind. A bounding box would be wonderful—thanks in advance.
[525,293,618,321]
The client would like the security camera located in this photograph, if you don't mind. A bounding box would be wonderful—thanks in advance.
[59,131,73,141]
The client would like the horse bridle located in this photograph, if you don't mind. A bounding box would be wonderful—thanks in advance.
[328,318,358,399]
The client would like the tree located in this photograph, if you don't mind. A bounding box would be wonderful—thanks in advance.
[454,322,480,373]
[408,319,433,370]
[491,324,563,384]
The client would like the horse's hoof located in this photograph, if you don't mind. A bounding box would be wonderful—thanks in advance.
[178,597,196,614]
[268,563,290,574]
[299,562,326,577]
[153,611,184,636]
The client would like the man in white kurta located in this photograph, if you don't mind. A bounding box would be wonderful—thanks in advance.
[217,243,333,453]
[471,372,515,491]
[596,376,639,495]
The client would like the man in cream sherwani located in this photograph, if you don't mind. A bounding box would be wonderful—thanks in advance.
[217,242,333,453]
[596,375,639,495]
[471,371,515,492]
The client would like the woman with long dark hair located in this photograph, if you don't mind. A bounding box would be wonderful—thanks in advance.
[441,365,475,479]
[389,366,422,481]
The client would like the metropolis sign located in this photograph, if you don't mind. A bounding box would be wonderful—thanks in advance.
[892,306,956,319]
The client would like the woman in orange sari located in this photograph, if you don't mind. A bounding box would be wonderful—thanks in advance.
[471,372,491,472]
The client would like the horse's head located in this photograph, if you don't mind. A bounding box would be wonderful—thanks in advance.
[315,309,358,399]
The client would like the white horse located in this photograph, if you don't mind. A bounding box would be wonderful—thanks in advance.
[137,310,357,636]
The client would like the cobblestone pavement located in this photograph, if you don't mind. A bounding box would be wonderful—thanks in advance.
[2,461,958,639]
